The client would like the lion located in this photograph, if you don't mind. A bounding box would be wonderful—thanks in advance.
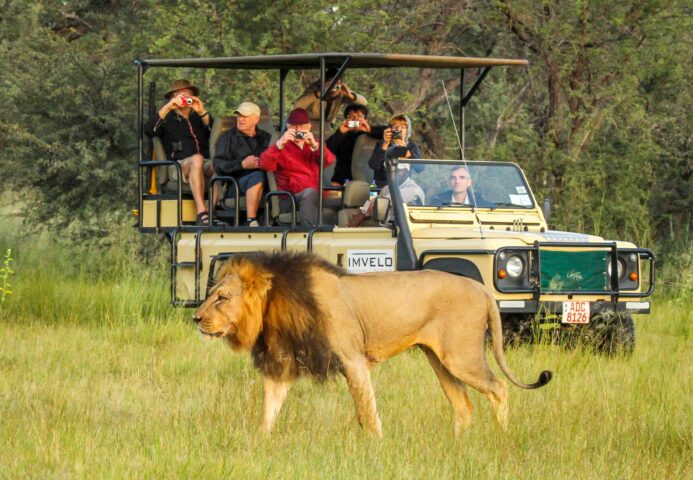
[193,251,552,436]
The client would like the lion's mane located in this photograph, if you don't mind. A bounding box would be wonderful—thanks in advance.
[216,252,345,381]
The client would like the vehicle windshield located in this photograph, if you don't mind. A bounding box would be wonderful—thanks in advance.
[395,161,535,209]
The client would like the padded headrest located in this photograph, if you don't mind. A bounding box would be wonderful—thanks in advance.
[209,116,236,159]
[258,104,275,135]
[342,180,371,208]
[351,134,378,181]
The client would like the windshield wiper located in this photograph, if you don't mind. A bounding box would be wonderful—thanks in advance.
[438,202,474,208]
[491,202,532,210]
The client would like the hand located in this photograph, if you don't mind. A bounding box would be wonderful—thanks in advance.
[277,129,296,149]
[188,96,206,115]
[357,118,371,133]
[302,131,319,150]
[339,83,355,101]
[339,119,351,134]
[241,155,259,169]
[382,128,392,149]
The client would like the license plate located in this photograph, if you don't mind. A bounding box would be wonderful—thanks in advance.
[562,301,590,324]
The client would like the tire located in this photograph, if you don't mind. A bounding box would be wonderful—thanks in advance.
[598,312,635,356]
[570,311,635,356]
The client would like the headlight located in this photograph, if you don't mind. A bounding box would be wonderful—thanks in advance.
[607,257,626,280]
[506,255,524,278]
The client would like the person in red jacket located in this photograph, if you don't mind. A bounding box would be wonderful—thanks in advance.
[259,108,335,226]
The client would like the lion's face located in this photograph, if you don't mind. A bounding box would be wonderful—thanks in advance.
[193,261,273,350]
[194,273,245,338]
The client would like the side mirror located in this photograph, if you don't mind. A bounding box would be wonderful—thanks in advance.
[373,197,391,222]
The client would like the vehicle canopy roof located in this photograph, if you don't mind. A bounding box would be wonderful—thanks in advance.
[136,52,528,70]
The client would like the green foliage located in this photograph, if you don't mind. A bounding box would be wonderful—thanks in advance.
[0,0,690,254]
[0,249,14,312]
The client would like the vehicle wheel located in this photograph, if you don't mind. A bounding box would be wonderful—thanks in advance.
[572,312,635,356]
[598,312,635,356]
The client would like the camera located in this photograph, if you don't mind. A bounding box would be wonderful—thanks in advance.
[180,96,194,106]
[294,131,306,140]
[347,120,360,128]
[392,130,402,140]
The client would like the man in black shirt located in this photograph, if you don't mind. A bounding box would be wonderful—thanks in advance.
[325,104,385,186]
[213,102,271,227]
[144,79,214,225]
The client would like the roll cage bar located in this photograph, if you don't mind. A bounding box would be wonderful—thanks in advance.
[135,52,528,226]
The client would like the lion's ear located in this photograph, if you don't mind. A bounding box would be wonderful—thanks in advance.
[236,262,273,302]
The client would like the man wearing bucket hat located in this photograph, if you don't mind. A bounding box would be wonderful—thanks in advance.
[258,108,336,226]
[213,101,271,227]
[144,79,214,225]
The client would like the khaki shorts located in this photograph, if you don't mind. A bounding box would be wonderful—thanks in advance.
[168,157,213,184]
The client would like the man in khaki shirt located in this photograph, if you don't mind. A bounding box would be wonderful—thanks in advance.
[294,68,367,125]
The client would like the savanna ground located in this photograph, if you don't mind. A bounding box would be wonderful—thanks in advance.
[0,216,690,479]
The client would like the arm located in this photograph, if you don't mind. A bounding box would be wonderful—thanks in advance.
[294,85,319,110]
[258,145,281,172]
[311,143,336,167]
[325,129,347,152]
[368,141,386,171]
[213,132,244,176]
[351,92,367,106]
[144,113,165,137]
[408,141,421,159]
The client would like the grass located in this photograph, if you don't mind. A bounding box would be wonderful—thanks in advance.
[0,304,690,479]
[0,214,691,479]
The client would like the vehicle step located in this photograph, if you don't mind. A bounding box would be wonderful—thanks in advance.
[173,262,195,268]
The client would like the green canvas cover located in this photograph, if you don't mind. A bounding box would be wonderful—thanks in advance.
[540,250,609,292]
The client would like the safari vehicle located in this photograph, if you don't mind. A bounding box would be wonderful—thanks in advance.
[135,53,654,352]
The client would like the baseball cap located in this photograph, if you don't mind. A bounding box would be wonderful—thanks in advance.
[234,101,261,117]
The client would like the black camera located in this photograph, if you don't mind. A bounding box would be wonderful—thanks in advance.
[294,131,305,140]
[392,130,402,140]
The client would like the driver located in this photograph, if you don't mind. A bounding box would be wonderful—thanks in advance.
[432,165,491,207]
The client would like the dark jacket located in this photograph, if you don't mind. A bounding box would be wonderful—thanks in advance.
[213,127,271,177]
[368,140,422,187]
[325,126,386,184]
[431,189,494,208]
[144,110,214,160]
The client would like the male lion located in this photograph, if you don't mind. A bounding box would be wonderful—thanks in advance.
[194,251,552,436]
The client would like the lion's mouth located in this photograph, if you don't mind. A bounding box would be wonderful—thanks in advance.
[197,325,225,338]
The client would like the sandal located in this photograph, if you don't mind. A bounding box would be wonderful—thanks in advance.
[196,211,210,226]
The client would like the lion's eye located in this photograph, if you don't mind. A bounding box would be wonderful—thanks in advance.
[215,296,227,303]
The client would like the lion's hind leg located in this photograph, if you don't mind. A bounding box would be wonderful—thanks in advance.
[259,376,293,434]
[422,347,474,436]
[435,350,509,431]
[341,359,382,437]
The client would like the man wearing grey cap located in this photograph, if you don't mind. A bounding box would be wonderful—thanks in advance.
[213,102,271,227]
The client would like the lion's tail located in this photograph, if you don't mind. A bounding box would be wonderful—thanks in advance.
[487,293,553,389]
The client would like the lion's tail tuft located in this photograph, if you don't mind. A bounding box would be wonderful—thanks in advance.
[532,370,553,388]
[487,293,553,390]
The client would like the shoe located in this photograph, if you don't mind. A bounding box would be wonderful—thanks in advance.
[245,218,260,227]
[196,211,210,226]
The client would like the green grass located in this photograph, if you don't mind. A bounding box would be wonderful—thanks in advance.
[0,303,690,479]
[0,215,691,479]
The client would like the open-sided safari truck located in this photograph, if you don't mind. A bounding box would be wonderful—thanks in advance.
[135,53,654,352]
